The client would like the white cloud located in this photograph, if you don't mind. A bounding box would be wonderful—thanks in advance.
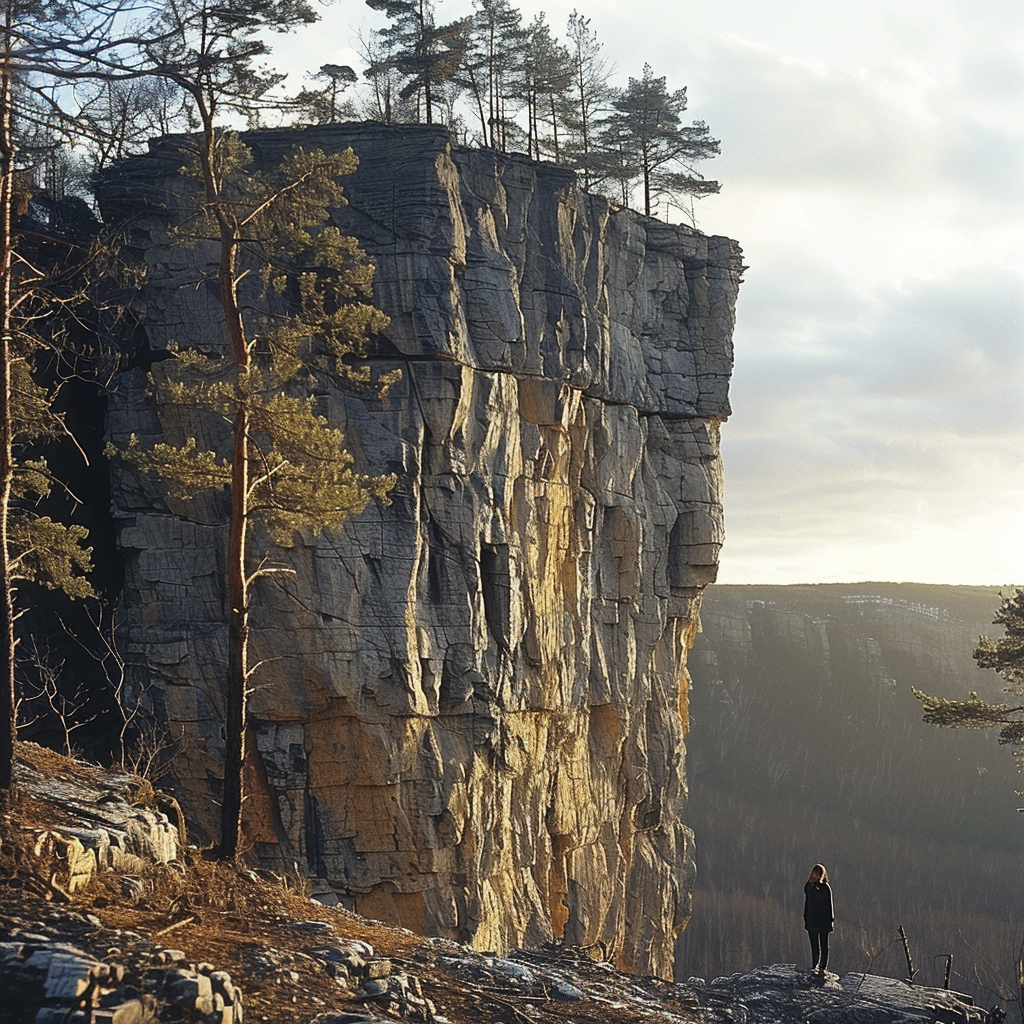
[679,33,1024,210]
[720,251,1024,585]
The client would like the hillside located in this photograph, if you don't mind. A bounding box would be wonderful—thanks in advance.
[678,583,1024,1013]
[0,743,995,1024]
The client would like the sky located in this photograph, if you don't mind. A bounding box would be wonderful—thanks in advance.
[272,1,1024,586]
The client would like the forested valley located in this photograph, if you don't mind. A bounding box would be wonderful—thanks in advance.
[678,584,1024,1020]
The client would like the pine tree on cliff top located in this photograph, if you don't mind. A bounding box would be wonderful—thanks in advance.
[292,64,359,125]
[597,63,720,218]
[459,0,526,151]
[364,0,468,125]
[517,14,574,162]
[560,9,614,189]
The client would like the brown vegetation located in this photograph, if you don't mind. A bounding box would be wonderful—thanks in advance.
[1,744,700,1024]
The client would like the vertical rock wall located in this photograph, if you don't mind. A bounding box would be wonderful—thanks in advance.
[101,123,741,978]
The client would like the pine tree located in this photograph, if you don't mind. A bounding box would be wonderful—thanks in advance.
[358,29,419,124]
[561,10,613,188]
[292,64,359,125]
[914,588,1024,779]
[110,136,397,859]
[364,0,468,126]
[0,0,149,797]
[102,0,397,859]
[518,14,573,162]
[597,63,720,217]
[460,0,525,150]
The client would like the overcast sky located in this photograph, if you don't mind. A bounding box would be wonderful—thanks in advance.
[274,0,1024,587]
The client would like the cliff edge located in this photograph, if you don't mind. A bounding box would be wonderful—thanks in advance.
[100,122,742,977]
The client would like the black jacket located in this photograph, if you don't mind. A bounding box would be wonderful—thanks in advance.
[803,881,834,933]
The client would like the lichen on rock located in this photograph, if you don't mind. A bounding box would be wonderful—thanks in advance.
[101,122,741,978]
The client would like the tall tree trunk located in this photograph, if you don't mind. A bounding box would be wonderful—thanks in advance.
[487,25,495,149]
[527,90,534,159]
[0,0,16,798]
[419,0,431,124]
[549,94,559,162]
[469,66,487,142]
[577,60,589,188]
[217,206,250,862]
[221,399,248,859]
[196,106,252,860]
[642,141,651,216]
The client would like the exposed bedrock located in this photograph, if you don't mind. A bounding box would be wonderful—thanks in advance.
[100,123,741,977]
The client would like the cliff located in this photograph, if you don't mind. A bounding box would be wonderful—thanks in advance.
[99,123,742,977]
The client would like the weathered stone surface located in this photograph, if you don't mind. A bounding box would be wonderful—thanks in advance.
[14,746,180,895]
[0,923,239,1024]
[100,123,741,978]
[687,965,989,1024]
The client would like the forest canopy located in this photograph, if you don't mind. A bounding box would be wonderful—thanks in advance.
[319,0,721,219]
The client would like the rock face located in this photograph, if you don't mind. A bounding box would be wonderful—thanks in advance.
[101,123,741,977]
[14,744,181,893]
[684,966,991,1024]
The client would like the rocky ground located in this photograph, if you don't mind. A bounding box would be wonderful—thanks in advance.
[0,745,1000,1024]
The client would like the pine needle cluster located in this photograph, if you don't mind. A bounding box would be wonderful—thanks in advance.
[110,138,398,547]
[914,587,1024,773]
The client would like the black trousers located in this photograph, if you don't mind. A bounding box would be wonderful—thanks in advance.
[808,931,830,970]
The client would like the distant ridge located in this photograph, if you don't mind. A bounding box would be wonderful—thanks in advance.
[677,581,1024,1000]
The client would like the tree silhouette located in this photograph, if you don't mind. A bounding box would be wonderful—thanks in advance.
[517,14,574,161]
[0,0,149,797]
[365,0,468,125]
[460,0,525,150]
[293,64,359,124]
[915,587,1024,777]
[561,10,613,188]
[598,63,719,217]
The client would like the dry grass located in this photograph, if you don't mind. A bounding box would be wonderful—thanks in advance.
[0,744,446,1022]
[1,743,698,1024]
[14,740,97,780]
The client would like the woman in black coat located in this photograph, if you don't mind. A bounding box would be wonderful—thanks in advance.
[803,863,834,973]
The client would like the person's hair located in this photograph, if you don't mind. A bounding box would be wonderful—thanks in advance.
[808,863,828,884]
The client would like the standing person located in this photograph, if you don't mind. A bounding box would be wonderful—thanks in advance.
[803,863,834,974]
